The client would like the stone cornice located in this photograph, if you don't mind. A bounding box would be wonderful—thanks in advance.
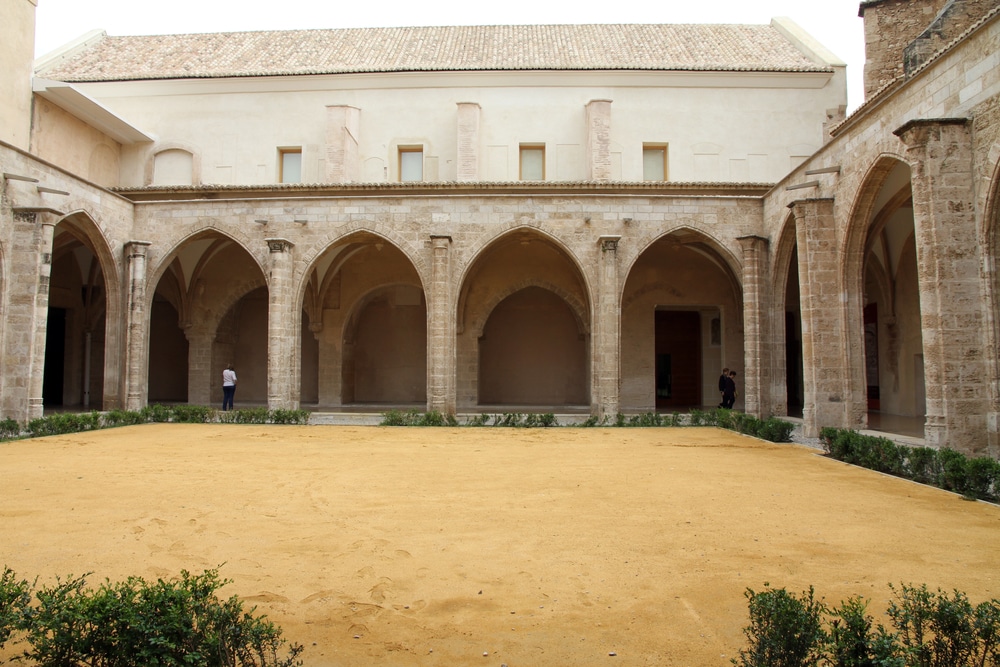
[113,181,774,202]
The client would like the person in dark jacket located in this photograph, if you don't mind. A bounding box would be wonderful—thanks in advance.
[718,367,729,408]
[723,371,738,409]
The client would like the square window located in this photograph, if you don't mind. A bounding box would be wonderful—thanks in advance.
[399,147,423,182]
[279,148,302,183]
[519,144,545,180]
[643,144,668,181]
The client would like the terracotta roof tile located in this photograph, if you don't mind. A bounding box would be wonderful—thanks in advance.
[38,24,831,82]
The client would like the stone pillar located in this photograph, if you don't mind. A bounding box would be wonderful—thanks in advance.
[266,238,297,410]
[594,235,621,417]
[427,235,456,414]
[186,326,212,406]
[586,100,613,181]
[894,118,988,453]
[790,198,851,437]
[456,102,481,182]
[325,105,360,183]
[123,241,151,410]
[12,213,58,421]
[738,235,771,418]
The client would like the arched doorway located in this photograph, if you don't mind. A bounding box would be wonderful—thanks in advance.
[620,229,742,411]
[43,215,116,409]
[148,233,267,406]
[848,159,924,436]
[457,229,591,410]
[301,234,425,408]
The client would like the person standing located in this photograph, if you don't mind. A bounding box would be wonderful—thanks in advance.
[718,367,729,408]
[222,364,237,411]
[723,370,738,409]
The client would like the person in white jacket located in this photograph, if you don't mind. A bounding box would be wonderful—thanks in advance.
[222,364,237,411]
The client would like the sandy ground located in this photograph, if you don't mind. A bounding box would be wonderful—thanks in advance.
[1,424,998,666]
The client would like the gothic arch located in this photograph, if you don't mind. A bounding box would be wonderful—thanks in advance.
[295,223,429,299]
[456,226,592,336]
[620,226,743,304]
[50,210,125,409]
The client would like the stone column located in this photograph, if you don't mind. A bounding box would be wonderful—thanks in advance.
[123,241,151,410]
[586,100,613,181]
[790,198,850,437]
[11,213,58,421]
[738,235,771,418]
[266,238,297,410]
[427,235,456,414]
[594,235,622,417]
[456,102,481,182]
[325,105,361,183]
[185,326,212,406]
[894,118,988,454]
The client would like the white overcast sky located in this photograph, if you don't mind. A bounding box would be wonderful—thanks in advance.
[33,0,867,111]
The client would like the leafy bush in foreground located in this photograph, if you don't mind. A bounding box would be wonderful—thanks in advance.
[2,567,303,667]
[735,583,1000,667]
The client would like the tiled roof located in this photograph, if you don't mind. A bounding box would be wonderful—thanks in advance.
[38,24,832,82]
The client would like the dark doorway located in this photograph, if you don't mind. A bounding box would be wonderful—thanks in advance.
[43,308,67,406]
[785,311,803,412]
[864,303,880,410]
[655,310,701,408]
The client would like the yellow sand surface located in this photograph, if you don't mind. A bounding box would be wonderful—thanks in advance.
[1,425,998,666]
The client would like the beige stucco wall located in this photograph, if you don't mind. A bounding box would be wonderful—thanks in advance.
[31,98,122,187]
[0,0,35,150]
[72,69,844,188]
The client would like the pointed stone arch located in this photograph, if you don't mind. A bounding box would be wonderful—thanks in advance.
[842,154,922,434]
[297,231,426,408]
[44,209,125,410]
[456,227,592,409]
[983,153,1000,454]
[619,226,743,411]
[145,227,269,406]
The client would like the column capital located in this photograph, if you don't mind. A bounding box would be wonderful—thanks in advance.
[125,240,152,256]
[892,117,970,146]
[599,235,621,253]
[430,234,452,248]
[265,238,294,253]
[736,234,769,250]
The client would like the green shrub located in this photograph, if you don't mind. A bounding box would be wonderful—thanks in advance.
[885,583,1000,667]
[0,567,31,652]
[170,405,215,423]
[142,403,172,423]
[904,446,942,486]
[231,407,270,424]
[825,596,903,667]
[964,456,1000,501]
[268,409,310,425]
[26,412,101,438]
[0,418,21,441]
[732,584,825,667]
[465,413,491,427]
[688,409,709,426]
[757,417,796,443]
[101,409,146,428]
[18,568,302,667]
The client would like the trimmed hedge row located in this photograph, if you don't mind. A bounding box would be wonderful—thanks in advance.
[0,405,311,442]
[819,427,1000,502]
[735,582,1000,667]
[380,408,796,443]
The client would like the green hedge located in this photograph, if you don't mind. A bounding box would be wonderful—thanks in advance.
[0,567,302,667]
[735,583,1000,667]
[0,406,312,442]
[819,427,1000,502]
[380,408,796,443]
